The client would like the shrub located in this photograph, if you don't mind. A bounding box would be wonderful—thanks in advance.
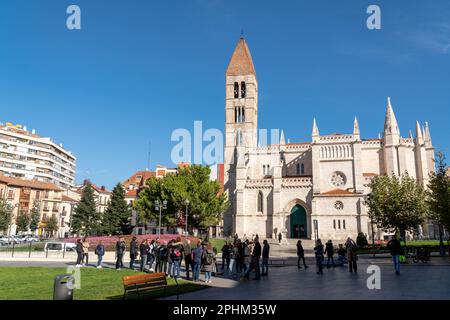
[356,232,369,247]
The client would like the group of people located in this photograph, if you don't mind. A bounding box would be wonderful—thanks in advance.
[312,237,358,275]
[220,235,270,281]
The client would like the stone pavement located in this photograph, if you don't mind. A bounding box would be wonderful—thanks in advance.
[164,257,450,300]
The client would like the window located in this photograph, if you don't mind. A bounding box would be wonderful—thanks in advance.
[7,190,14,199]
[296,163,300,175]
[267,165,270,175]
[301,163,305,175]
[234,107,237,123]
[338,220,341,229]
[333,220,336,229]
[343,220,346,229]
[241,82,246,98]
[263,165,266,175]
[234,82,239,98]
[241,107,245,122]
[257,191,263,213]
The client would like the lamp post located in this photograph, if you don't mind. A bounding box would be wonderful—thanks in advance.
[155,200,167,237]
[184,199,190,236]
[69,201,77,237]
[363,194,376,258]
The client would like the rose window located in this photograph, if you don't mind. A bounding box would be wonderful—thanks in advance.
[334,201,344,210]
[330,172,346,187]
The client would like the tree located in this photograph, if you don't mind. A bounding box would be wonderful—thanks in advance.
[103,183,132,235]
[71,183,100,236]
[29,201,41,233]
[426,152,450,255]
[44,215,59,238]
[0,199,13,234]
[356,232,368,247]
[367,172,427,243]
[16,211,31,233]
[135,165,229,233]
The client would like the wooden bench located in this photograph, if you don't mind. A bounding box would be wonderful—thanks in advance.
[122,272,178,299]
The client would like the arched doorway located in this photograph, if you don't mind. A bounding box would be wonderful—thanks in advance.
[290,204,307,239]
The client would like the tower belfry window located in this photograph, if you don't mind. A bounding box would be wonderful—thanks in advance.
[241,82,246,98]
[242,108,245,122]
[234,82,239,98]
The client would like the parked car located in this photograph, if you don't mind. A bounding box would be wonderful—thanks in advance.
[44,242,77,252]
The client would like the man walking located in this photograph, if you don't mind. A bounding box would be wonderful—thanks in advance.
[261,240,270,276]
[183,239,192,280]
[75,239,83,268]
[192,240,204,282]
[387,235,402,275]
[94,241,105,269]
[221,242,231,271]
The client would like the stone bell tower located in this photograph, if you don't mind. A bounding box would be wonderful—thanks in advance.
[223,36,258,235]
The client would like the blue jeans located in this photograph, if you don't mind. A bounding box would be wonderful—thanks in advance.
[262,257,269,274]
[193,262,201,281]
[147,254,155,268]
[140,255,147,271]
[205,271,212,281]
[242,261,251,278]
[229,259,236,275]
[97,255,103,267]
[392,255,400,273]
[168,263,173,276]
[172,260,181,278]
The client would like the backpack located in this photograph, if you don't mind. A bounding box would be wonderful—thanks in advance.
[174,248,181,257]
[204,251,214,265]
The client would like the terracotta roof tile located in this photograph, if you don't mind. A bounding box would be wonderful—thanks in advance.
[226,37,256,76]
[320,188,356,196]
[0,174,62,191]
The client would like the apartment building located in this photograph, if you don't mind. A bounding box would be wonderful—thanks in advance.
[0,122,76,189]
[0,174,68,236]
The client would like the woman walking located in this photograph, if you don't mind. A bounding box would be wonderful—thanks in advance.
[297,240,308,269]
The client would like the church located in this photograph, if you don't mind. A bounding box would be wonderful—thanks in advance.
[222,37,435,241]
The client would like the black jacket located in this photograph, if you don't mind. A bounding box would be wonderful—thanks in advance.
[297,244,304,257]
[324,242,334,257]
[76,242,83,254]
[387,239,403,256]
[116,241,125,255]
[139,243,150,256]
[252,242,262,258]
[130,240,138,255]
[262,244,270,258]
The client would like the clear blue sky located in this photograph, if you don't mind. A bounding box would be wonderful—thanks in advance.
[1,0,449,189]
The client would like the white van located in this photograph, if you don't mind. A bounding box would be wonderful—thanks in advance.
[44,242,77,252]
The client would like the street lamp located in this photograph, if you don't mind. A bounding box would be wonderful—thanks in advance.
[155,200,167,237]
[184,199,190,236]
[69,201,77,237]
[363,194,376,258]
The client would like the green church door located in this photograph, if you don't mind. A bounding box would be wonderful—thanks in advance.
[290,204,307,239]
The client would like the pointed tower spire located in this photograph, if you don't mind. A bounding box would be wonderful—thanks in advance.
[279,130,285,145]
[409,130,413,139]
[424,121,432,147]
[312,117,319,139]
[353,116,360,140]
[226,37,256,77]
[384,97,400,135]
[415,121,423,145]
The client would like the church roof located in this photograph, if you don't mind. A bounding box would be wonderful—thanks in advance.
[226,37,256,77]
[320,188,357,196]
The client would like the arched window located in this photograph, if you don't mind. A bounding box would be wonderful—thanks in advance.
[236,130,241,146]
[263,165,266,175]
[234,107,237,123]
[241,82,246,98]
[242,107,245,122]
[343,220,346,229]
[257,191,263,212]
[234,82,239,98]
[333,220,336,229]
[301,163,305,175]
[267,164,270,175]
[296,163,300,175]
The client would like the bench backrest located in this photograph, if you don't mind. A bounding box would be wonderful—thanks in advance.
[122,272,167,289]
